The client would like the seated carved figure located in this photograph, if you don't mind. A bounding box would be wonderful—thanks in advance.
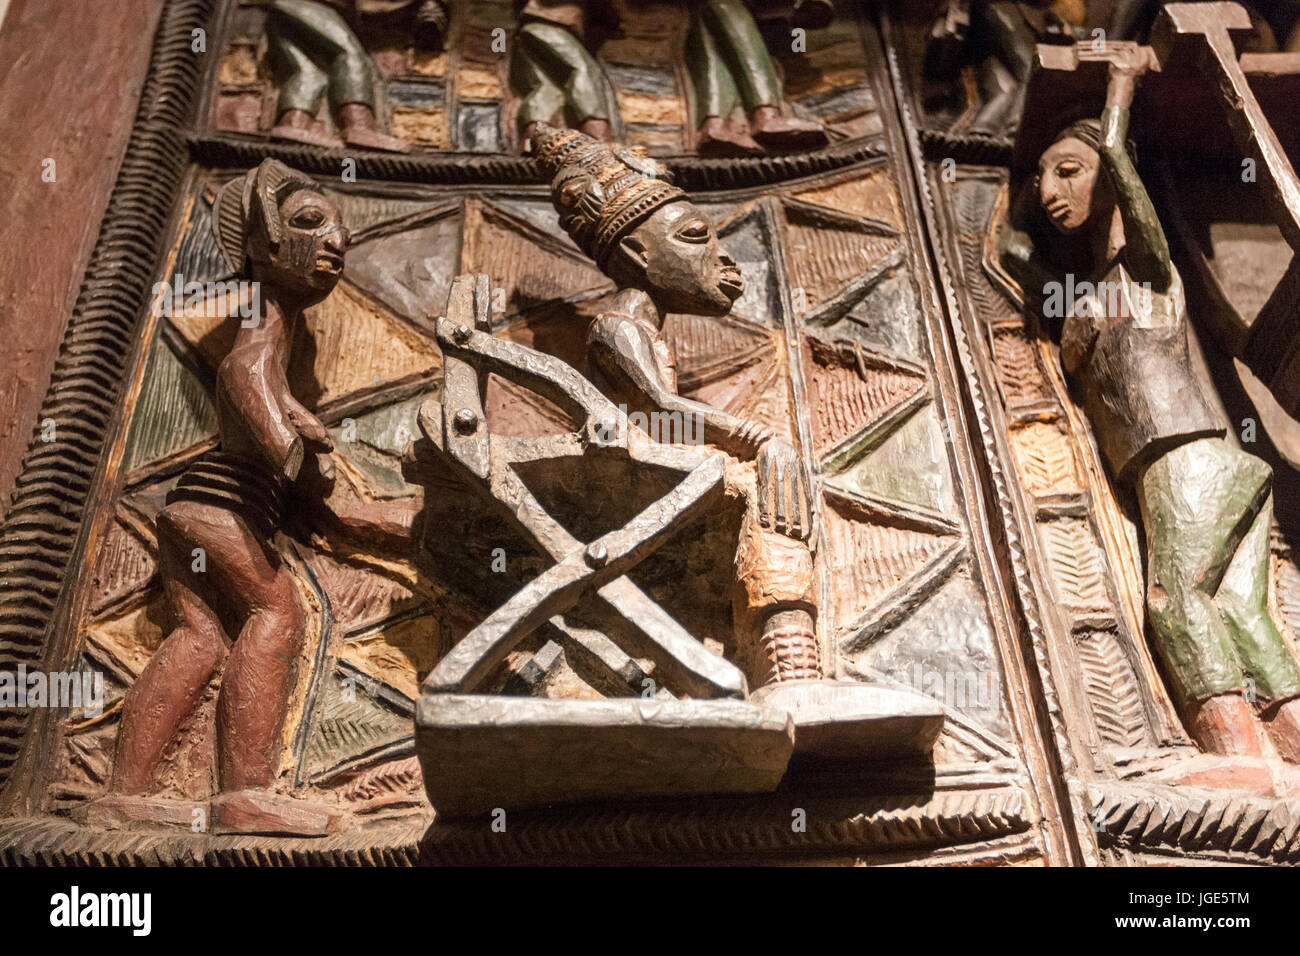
[530,123,821,687]
[91,160,369,833]
[999,48,1300,763]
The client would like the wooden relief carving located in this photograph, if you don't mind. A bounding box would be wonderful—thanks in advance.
[3,0,1300,870]
[891,0,1300,865]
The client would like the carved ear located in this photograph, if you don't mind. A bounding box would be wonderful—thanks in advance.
[619,234,649,269]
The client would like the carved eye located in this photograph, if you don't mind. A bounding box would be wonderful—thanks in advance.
[676,219,710,243]
[292,207,325,228]
[1056,161,1082,178]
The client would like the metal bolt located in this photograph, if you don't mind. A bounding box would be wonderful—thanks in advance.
[453,408,478,434]
[585,542,608,568]
[452,324,471,344]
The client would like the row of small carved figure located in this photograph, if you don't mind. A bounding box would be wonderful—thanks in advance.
[260,0,831,156]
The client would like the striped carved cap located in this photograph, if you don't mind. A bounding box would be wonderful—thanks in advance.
[530,123,684,271]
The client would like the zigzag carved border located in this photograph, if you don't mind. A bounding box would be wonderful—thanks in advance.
[0,0,218,797]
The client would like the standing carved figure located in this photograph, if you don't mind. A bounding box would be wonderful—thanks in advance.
[686,0,829,156]
[97,160,352,831]
[266,0,436,152]
[530,123,821,690]
[510,0,613,145]
[926,0,1084,139]
[1000,49,1300,762]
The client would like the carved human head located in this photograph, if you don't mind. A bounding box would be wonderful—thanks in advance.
[1036,119,1114,236]
[213,159,349,302]
[531,124,743,316]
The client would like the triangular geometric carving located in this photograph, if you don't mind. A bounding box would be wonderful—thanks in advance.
[309,550,427,636]
[324,191,440,239]
[462,200,612,319]
[342,209,462,325]
[790,165,902,229]
[123,332,218,474]
[336,611,440,702]
[783,200,900,312]
[664,312,771,387]
[822,496,958,634]
[89,516,158,616]
[826,401,956,518]
[803,336,926,457]
[300,667,414,780]
[290,281,441,408]
[717,205,782,327]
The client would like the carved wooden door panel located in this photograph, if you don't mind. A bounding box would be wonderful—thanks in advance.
[885,0,1300,866]
[10,0,1295,867]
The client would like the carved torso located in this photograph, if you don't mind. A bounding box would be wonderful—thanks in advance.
[1062,259,1225,483]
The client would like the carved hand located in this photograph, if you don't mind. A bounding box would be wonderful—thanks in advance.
[728,417,777,459]
[756,438,812,541]
[1105,45,1150,109]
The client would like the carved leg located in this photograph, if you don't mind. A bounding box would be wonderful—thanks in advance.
[733,511,820,688]
[268,0,409,152]
[1139,438,1300,756]
[265,24,339,148]
[967,57,1024,138]
[206,546,306,791]
[514,22,609,139]
[687,11,763,157]
[700,0,827,151]
[110,503,230,796]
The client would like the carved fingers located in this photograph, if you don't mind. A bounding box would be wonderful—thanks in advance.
[756,438,812,541]
[284,398,332,449]
[729,417,776,459]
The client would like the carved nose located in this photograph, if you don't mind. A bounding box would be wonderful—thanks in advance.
[326,228,350,253]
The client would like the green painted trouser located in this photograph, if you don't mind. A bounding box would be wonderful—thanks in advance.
[686,0,783,119]
[1140,437,1300,705]
[267,0,375,116]
[511,21,607,129]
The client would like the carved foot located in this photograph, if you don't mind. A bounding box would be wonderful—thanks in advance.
[211,789,346,836]
[578,117,611,142]
[1184,692,1265,758]
[78,793,206,831]
[1261,697,1300,763]
[696,116,765,158]
[342,125,411,153]
[749,106,829,152]
[338,103,411,153]
[269,109,343,149]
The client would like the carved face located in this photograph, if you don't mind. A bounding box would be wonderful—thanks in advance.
[255,189,349,299]
[1037,137,1109,235]
[616,202,743,316]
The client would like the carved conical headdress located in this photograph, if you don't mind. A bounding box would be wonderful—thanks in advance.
[530,123,685,270]
[212,158,319,274]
